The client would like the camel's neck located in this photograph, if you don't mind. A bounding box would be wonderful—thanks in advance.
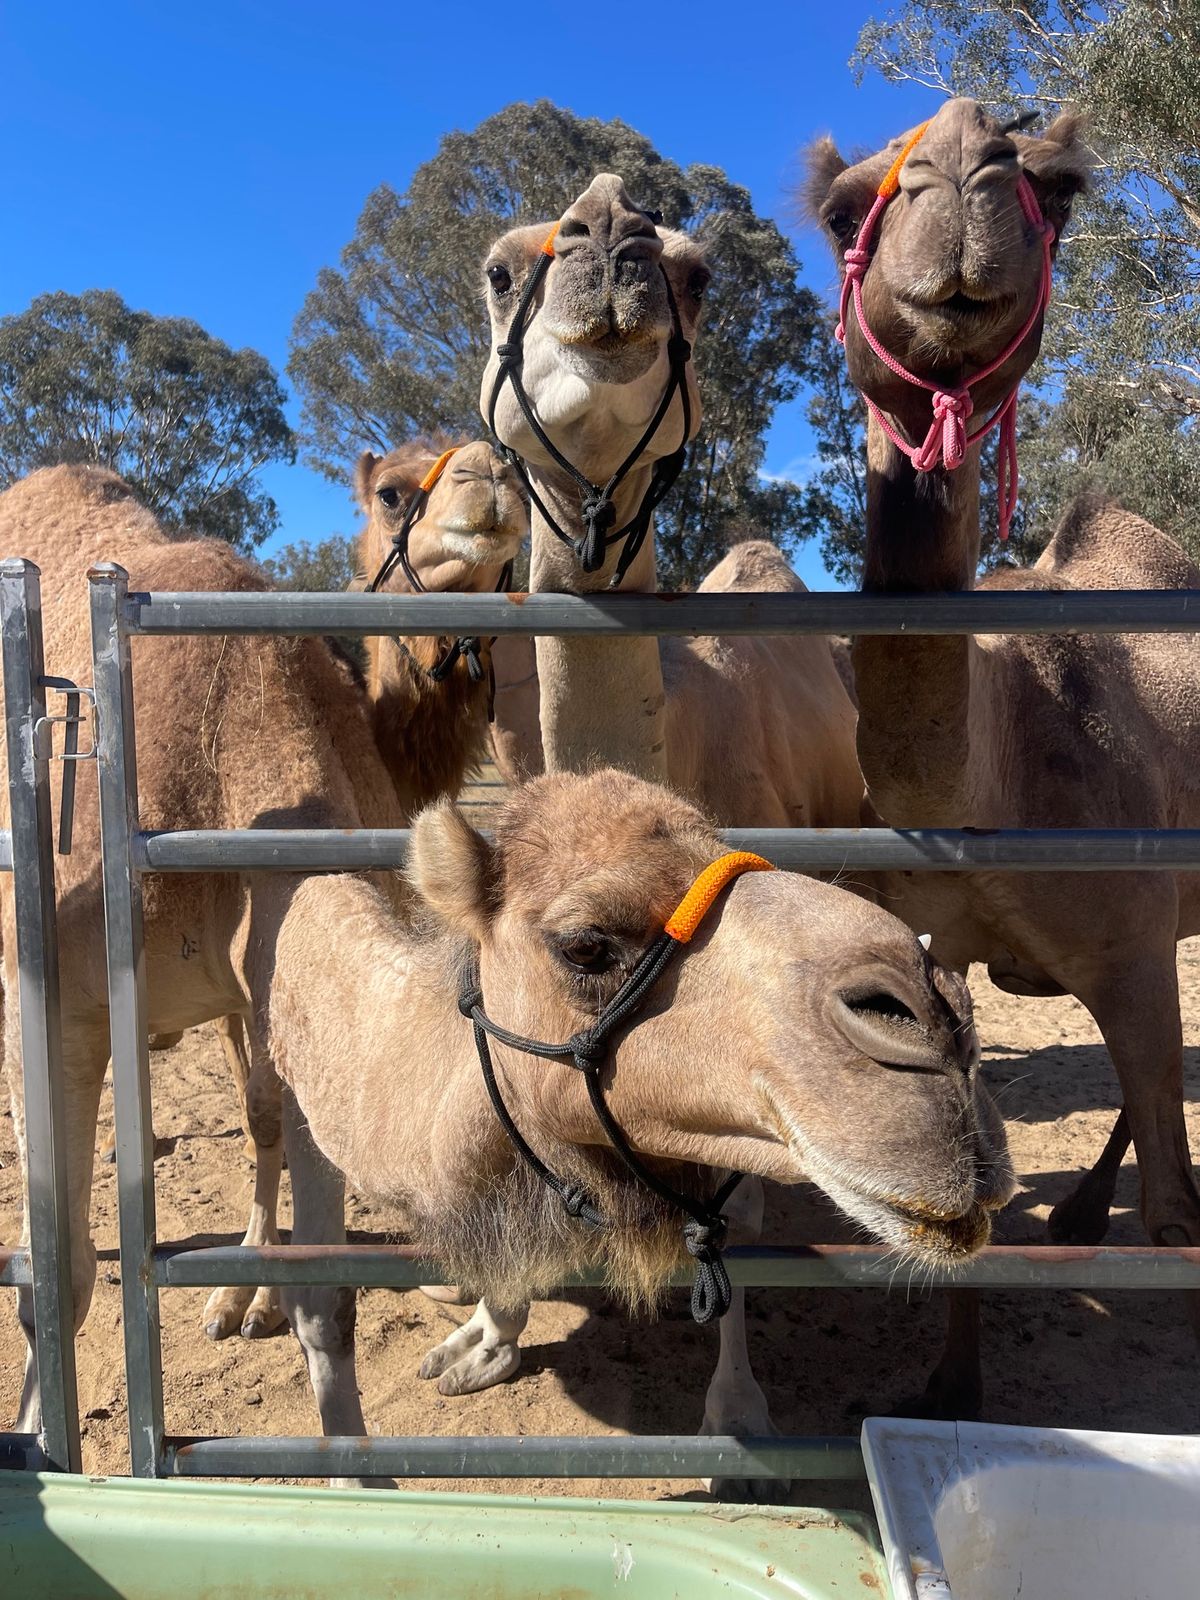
[366,632,490,821]
[853,416,983,823]
[254,871,499,1204]
[528,463,667,781]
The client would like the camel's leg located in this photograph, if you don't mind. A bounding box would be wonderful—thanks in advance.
[419,1284,473,1306]
[11,1018,107,1434]
[203,1013,286,1341]
[418,1298,528,1395]
[213,1014,259,1164]
[700,1176,786,1505]
[280,1084,391,1489]
[894,1290,983,1422]
[1048,1108,1132,1246]
[1081,957,1200,1249]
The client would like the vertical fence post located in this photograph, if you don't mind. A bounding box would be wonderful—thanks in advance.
[89,562,164,1478]
[0,559,82,1473]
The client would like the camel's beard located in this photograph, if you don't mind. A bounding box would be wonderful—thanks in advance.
[404,1146,721,1316]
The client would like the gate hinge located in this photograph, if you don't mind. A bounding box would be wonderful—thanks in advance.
[34,677,98,856]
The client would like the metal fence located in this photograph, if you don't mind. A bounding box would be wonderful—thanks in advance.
[4,557,1200,1484]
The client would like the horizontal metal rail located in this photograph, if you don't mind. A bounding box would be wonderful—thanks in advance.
[120,587,1200,638]
[0,1247,32,1287]
[164,1433,865,1481]
[153,1242,1200,1291]
[136,825,1200,873]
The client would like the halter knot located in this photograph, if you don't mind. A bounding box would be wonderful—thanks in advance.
[577,494,617,572]
[560,1185,602,1225]
[682,1215,733,1324]
[495,341,522,367]
[458,989,483,1019]
[567,1030,608,1068]
[667,332,692,366]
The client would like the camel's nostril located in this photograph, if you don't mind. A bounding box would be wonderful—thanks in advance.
[558,217,590,241]
[841,988,919,1027]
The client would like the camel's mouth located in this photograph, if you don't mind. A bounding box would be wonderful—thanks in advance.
[904,287,1016,323]
[890,1199,992,1262]
[434,525,525,566]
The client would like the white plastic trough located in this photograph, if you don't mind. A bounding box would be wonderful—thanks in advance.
[861,1417,1200,1600]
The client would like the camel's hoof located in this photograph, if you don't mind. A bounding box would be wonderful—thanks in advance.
[99,1141,117,1166]
[1047,1196,1111,1247]
[241,1308,287,1340]
[205,1310,244,1341]
[707,1475,791,1506]
[418,1338,521,1396]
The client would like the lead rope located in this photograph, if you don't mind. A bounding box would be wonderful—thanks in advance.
[366,447,514,686]
[486,219,692,582]
[835,120,1056,541]
[461,851,775,1324]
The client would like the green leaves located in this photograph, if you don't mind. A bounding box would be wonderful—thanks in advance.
[0,290,294,549]
[288,101,821,586]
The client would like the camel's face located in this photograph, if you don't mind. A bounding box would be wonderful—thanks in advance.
[481,176,708,483]
[808,98,1090,434]
[356,440,526,593]
[411,770,1013,1267]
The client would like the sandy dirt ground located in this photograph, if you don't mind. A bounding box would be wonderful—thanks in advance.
[3,921,1198,1505]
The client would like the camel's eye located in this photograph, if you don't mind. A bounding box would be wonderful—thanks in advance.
[487,263,512,294]
[555,930,616,975]
[687,266,711,302]
[826,211,857,245]
[376,486,401,510]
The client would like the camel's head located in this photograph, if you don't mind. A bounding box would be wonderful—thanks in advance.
[412,770,1013,1291]
[480,175,708,487]
[356,438,527,594]
[806,97,1091,434]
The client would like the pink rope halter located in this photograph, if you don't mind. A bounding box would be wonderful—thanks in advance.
[835,120,1056,541]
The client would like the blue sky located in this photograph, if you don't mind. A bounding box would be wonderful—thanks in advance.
[1,2,933,589]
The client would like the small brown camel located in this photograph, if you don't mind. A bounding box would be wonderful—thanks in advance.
[354,437,529,809]
[90,441,529,1338]
[2,463,1011,1480]
[807,96,1200,1412]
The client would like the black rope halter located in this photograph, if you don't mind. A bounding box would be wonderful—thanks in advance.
[459,851,776,1324]
[366,449,514,701]
[485,217,693,585]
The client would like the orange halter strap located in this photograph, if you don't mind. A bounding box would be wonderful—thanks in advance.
[460,851,776,1324]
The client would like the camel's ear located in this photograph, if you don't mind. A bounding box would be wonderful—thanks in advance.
[354,451,380,512]
[408,801,498,940]
[800,137,877,260]
[1015,110,1093,238]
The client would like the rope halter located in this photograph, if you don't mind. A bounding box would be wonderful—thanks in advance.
[835,119,1057,541]
[460,850,776,1324]
[366,445,513,687]
[486,216,693,586]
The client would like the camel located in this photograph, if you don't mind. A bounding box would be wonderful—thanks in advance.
[353,437,531,808]
[1,464,1012,1482]
[479,176,863,830]
[806,96,1200,1411]
[83,442,530,1338]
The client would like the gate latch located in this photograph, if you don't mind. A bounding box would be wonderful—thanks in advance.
[34,677,97,856]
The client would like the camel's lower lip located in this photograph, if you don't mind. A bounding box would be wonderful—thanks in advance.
[896,1202,991,1260]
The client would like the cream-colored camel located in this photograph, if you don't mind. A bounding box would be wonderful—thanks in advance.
[807,96,1200,1411]
[480,177,862,830]
[477,179,865,1494]
[353,437,530,807]
[2,464,1012,1480]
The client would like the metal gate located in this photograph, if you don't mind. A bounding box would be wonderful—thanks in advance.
[4,557,1200,1481]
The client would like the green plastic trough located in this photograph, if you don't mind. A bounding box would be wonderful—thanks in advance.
[0,1474,888,1599]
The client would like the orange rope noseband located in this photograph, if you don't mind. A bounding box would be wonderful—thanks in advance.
[418,447,460,494]
[664,851,776,944]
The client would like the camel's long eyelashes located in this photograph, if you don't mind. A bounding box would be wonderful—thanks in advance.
[550,928,618,975]
[486,262,513,295]
[376,485,402,509]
